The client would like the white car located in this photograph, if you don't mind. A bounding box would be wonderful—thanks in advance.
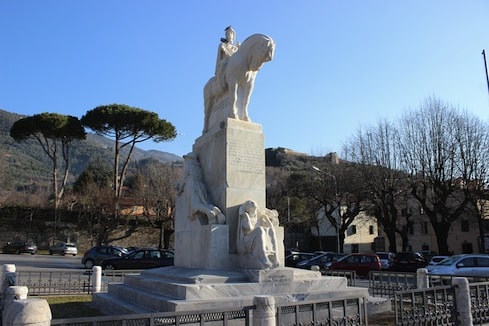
[427,254,489,278]
[49,242,78,256]
[427,255,449,266]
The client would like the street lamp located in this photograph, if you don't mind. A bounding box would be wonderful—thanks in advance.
[311,166,340,253]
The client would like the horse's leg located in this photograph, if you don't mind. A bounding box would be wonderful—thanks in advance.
[228,81,239,119]
[241,78,256,121]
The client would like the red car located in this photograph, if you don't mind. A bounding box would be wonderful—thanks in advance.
[327,253,381,277]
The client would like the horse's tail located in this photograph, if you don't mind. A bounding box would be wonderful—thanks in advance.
[203,76,216,133]
[204,77,216,106]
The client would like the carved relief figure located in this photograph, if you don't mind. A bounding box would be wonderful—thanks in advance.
[175,152,225,224]
[203,31,275,133]
[237,200,280,269]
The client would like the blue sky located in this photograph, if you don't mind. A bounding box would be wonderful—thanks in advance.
[1,1,488,158]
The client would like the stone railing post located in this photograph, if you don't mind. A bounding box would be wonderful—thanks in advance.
[93,266,102,293]
[416,268,428,288]
[2,298,52,326]
[452,277,472,325]
[5,286,28,306]
[0,264,17,311]
[0,264,16,293]
[253,295,276,326]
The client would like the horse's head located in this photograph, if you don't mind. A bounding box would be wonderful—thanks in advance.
[241,34,275,71]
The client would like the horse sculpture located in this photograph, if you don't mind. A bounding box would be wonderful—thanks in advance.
[203,34,275,133]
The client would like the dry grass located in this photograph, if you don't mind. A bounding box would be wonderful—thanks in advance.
[42,295,104,319]
[368,311,396,325]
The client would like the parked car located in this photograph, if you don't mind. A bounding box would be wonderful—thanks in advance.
[82,245,129,269]
[390,252,427,272]
[49,242,78,256]
[418,250,438,261]
[427,255,449,266]
[375,252,395,270]
[125,246,139,253]
[100,248,174,270]
[427,254,489,278]
[327,253,381,277]
[295,252,345,271]
[2,241,37,255]
[284,252,317,267]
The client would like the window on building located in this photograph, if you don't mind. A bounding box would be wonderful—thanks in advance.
[423,222,429,235]
[349,225,357,235]
[351,244,359,253]
[462,241,473,254]
[461,220,469,232]
[408,224,414,235]
[369,225,374,235]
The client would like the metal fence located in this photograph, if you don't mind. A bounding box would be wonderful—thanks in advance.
[51,306,254,326]
[16,270,139,295]
[322,269,357,286]
[428,274,489,287]
[392,278,489,325]
[469,281,489,325]
[394,284,456,325]
[276,295,367,325]
[51,295,368,326]
[369,270,416,298]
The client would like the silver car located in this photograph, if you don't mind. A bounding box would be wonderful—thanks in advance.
[49,242,78,256]
[427,254,489,278]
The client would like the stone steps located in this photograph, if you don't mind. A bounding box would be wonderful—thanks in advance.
[94,292,153,315]
[93,266,368,314]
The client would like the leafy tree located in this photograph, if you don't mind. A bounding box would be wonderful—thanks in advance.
[10,113,86,209]
[81,104,177,199]
[73,159,112,194]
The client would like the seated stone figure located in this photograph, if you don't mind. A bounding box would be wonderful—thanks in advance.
[236,200,280,269]
[175,152,225,224]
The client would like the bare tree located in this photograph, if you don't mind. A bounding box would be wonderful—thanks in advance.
[126,159,181,249]
[343,120,409,253]
[453,110,489,252]
[399,97,488,254]
[287,163,366,253]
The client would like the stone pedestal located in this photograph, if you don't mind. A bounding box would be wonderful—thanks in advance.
[194,118,266,253]
[174,221,229,269]
[174,118,272,270]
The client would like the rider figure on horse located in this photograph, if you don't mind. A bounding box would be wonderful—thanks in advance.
[215,26,239,90]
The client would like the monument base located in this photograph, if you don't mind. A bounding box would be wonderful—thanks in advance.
[93,266,368,315]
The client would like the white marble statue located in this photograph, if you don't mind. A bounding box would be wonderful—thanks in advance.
[175,152,225,224]
[215,26,240,91]
[203,30,275,133]
[237,200,280,269]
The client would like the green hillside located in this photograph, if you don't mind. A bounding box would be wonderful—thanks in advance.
[0,109,182,192]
